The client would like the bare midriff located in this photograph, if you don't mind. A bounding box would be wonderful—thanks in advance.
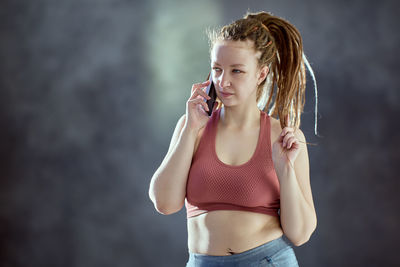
[187,210,283,256]
[187,110,283,256]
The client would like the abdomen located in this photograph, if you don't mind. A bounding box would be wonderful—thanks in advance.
[187,209,284,256]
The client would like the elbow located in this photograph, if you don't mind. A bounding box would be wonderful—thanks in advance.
[291,235,310,247]
[154,203,181,215]
[148,191,183,215]
[291,222,317,247]
[288,232,311,247]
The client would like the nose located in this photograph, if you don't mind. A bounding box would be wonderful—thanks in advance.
[217,71,231,88]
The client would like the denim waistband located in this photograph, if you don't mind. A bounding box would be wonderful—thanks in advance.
[188,235,291,263]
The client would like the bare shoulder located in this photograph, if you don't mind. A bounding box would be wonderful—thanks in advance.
[268,116,282,135]
[165,114,186,157]
[268,116,283,144]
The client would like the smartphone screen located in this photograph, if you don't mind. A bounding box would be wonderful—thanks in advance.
[204,73,217,116]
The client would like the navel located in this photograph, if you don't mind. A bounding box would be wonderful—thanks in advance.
[227,248,237,255]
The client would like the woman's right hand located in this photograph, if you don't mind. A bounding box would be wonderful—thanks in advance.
[184,80,218,132]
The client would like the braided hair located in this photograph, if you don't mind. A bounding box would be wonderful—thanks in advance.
[206,11,320,136]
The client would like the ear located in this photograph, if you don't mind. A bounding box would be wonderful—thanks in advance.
[257,65,269,85]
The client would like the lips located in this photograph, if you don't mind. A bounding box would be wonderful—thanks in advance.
[220,91,234,97]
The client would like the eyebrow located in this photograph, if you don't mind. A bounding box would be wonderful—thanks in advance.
[213,62,246,67]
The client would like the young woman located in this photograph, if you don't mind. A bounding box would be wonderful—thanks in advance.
[149,10,318,267]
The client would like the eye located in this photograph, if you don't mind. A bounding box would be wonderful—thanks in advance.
[232,69,243,73]
[212,67,221,72]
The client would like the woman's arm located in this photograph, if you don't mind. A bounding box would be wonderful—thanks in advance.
[148,114,198,215]
[277,129,317,246]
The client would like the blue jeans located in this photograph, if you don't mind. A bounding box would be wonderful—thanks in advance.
[185,236,299,267]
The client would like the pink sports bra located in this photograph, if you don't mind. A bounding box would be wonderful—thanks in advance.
[185,107,280,218]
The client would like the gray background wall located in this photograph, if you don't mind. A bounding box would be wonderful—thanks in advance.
[0,0,399,266]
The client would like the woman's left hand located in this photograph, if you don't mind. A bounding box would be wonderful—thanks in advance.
[272,114,301,174]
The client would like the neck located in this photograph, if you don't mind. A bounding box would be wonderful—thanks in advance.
[219,104,261,131]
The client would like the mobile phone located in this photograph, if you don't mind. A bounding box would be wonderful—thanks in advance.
[204,73,217,116]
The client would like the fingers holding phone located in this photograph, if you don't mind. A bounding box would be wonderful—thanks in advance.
[185,79,216,132]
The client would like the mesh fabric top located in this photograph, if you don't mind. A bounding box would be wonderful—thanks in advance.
[185,108,280,218]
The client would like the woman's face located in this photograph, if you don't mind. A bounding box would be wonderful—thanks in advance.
[210,39,266,106]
